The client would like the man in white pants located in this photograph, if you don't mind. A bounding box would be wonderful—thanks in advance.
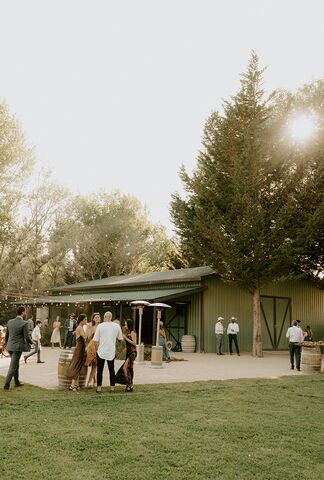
[93,311,123,393]
[215,317,225,355]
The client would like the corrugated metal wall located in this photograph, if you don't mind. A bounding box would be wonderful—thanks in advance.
[185,293,201,352]
[262,280,324,341]
[199,278,324,353]
[203,279,253,353]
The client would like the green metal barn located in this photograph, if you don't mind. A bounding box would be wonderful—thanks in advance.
[32,266,324,352]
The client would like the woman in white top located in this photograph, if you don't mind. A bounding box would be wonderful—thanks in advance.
[50,316,62,348]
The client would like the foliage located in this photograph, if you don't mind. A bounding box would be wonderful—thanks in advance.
[172,54,323,288]
[171,53,324,355]
[0,100,34,292]
[0,376,323,479]
[47,192,180,285]
[0,97,180,301]
[21,171,69,291]
[270,81,324,285]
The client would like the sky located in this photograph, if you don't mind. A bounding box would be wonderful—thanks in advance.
[0,0,323,234]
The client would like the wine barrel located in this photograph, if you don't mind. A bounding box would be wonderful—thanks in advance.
[181,335,196,353]
[301,346,322,373]
[79,364,87,387]
[58,349,87,389]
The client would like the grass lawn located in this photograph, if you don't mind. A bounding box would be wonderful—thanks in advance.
[1,375,323,480]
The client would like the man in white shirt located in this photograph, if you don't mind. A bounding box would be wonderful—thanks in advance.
[93,311,123,393]
[286,320,304,371]
[227,317,240,356]
[215,317,225,355]
[24,321,45,364]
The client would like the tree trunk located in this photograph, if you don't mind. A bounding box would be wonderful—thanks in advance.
[252,287,263,357]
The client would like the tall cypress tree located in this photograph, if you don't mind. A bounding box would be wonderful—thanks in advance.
[171,53,324,356]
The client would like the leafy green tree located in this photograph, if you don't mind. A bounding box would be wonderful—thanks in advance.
[44,212,77,288]
[47,192,179,285]
[270,81,324,284]
[171,53,324,356]
[0,100,34,292]
[21,172,69,293]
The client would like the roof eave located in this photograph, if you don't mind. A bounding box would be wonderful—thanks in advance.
[50,273,216,294]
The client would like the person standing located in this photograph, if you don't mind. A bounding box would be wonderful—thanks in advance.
[296,319,303,331]
[3,306,33,390]
[0,326,5,358]
[66,314,88,391]
[24,321,45,364]
[93,311,123,394]
[50,315,62,348]
[215,316,225,355]
[227,317,240,356]
[85,312,101,388]
[0,326,9,357]
[286,320,304,371]
[303,325,313,342]
[159,321,171,362]
[63,314,77,349]
[27,316,34,339]
[116,319,137,392]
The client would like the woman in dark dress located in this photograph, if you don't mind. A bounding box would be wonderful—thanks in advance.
[116,319,137,392]
[66,314,87,391]
[303,325,313,342]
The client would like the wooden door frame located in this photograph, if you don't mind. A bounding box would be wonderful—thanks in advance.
[260,295,292,350]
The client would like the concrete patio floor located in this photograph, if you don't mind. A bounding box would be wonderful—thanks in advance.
[1,347,322,390]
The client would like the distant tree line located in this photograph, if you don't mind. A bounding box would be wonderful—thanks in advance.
[0,101,184,302]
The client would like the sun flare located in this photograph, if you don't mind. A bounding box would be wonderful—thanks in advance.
[287,113,318,142]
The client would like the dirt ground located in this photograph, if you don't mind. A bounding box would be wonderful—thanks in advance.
[1,347,322,389]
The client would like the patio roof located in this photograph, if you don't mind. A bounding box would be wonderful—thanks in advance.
[22,286,204,305]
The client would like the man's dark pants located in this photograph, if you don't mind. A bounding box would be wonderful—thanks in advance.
[96,354,116,387]
[228,334,240,355]
[64,331,74,349]
[3,351,22,389]
[289,342,301,369]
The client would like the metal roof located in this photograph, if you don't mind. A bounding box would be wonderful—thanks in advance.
[51,266,215,292]
[24,287,204,305]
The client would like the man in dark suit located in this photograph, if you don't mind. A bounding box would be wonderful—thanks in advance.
[63,313,77,349]
[3,305,33,390]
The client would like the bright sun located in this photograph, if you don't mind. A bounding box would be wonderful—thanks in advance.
[288,113,318,142]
